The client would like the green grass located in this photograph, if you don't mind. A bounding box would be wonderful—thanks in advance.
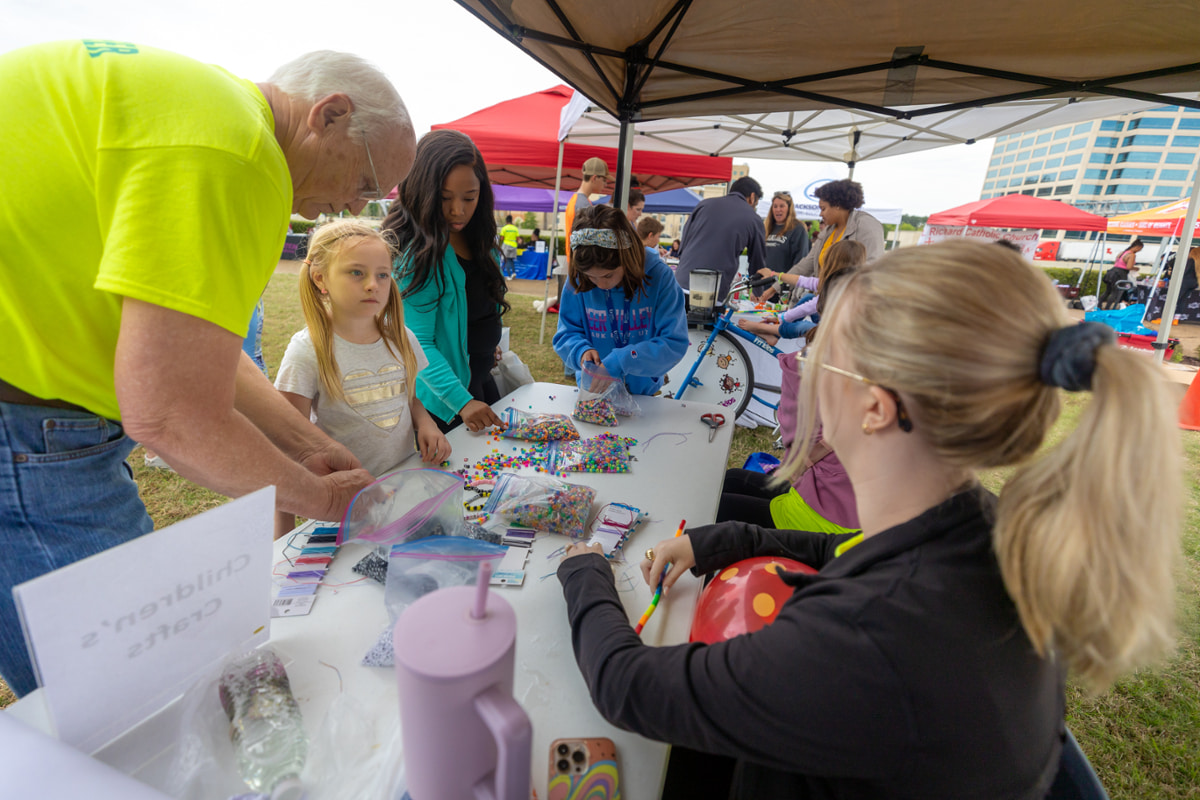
[4,273,1199,798]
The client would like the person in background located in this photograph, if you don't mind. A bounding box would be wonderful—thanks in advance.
[530,227,542,245]
[1180,244,1200,300]
[1099,238,1144,309]
[274,221,449,536]
[554,156,612,312]
[554,205,688,396]
[636,215,669,273]
[786,178,884,280]
[499,214,520,278]
[674,176,767,301]
[385,130,510,434]
[740,239,867,345]
[626,189,645,224]
[555,239,1182,799]
[669,239,682,258]
[762,190,810,288]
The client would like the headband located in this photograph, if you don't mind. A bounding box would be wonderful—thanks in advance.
[1038,322,1115,391]
[570,228,632,250]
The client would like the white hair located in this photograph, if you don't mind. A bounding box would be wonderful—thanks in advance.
[268,51,412,143]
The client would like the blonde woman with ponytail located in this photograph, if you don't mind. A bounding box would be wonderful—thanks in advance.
[274,220,450,535]
[555,239,1183,799]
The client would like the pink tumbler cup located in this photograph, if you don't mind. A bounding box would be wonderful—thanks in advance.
[393,563,532,800]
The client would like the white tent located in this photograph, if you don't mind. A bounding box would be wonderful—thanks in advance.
[453,0,1200,362]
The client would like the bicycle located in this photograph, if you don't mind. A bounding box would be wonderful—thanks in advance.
[664,274,790,419]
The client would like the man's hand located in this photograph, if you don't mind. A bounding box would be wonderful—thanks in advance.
[297,440,363,476]
[312,468,376,522]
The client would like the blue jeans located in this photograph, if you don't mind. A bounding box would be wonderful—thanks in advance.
[243,298,267,375]
[0,402,154,696]
[777,317,817,340]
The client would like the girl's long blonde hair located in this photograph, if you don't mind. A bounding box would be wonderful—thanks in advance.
[299,220,419,404]
[785,239,1183,692]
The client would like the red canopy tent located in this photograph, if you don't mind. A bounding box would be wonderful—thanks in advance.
[431,86,731,192]
[926,194,1108,231]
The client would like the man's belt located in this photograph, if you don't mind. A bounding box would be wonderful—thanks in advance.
[0,378,94,414]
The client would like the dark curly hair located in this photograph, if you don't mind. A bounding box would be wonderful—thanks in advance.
[813,179,865,211]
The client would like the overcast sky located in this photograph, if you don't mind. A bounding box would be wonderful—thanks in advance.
[4,0,995,215]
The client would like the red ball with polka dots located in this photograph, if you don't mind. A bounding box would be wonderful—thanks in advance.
[688,556,816,644]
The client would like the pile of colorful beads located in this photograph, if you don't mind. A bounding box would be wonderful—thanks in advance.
[572,397,619,426]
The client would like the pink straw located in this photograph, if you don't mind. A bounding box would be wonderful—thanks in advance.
[472,562,493,619]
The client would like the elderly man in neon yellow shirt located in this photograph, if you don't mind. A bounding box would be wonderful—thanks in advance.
[0,39,416,696]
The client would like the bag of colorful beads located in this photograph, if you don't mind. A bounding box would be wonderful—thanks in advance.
[572,364,642,426]
[483,472,596,538]
[496,407,581,441]
[548,433,635,474]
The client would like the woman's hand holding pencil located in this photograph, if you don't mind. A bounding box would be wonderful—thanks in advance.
[634,520,693,635]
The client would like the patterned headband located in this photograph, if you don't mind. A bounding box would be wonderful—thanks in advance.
[570,228,632,250]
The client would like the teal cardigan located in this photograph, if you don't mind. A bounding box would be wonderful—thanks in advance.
[395,245,474,423]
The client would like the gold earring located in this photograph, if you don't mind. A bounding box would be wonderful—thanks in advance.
[862,422,874,435]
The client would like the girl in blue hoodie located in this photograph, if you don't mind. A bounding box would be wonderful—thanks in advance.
[553,205,688,395]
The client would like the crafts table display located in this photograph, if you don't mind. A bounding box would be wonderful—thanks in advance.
[3,382,736,799]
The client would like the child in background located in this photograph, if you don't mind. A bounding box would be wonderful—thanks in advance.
[739,239,867,345]
[274,220,450,536]
[553,205,688,395]
[636,215,670,274]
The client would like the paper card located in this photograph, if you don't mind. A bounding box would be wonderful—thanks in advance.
[490,547,530,586]
[14,487,274,753]
[271,595,316,618]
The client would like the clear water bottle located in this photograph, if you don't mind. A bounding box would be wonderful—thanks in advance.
[218,647,308,800]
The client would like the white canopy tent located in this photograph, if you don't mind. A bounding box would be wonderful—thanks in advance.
[454,0,1200,362]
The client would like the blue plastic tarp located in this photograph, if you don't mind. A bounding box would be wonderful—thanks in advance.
[1083,304,1155,336]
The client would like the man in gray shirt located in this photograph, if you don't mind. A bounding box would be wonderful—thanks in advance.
[674,176,767,301]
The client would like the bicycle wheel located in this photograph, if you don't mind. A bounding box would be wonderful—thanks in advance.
[664,326,754,418]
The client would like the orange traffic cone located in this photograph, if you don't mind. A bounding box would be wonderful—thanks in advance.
[1181,370,1200,431]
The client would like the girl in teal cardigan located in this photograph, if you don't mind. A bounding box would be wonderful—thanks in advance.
[384,131,510,432]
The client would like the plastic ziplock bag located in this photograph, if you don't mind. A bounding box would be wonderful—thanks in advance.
[362,536,509,667]
[482,472,596,539]
[496,407,580,441]
[572,363,642,426]
[338,468,464,547]
[548,434,635,474]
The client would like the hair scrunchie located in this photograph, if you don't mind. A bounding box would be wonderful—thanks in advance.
[1038,322,1115,391]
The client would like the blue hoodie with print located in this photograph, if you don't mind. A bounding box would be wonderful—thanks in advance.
[553,257,689,395]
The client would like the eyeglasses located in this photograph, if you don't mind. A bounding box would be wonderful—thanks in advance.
[774,191,791,198]
[359,134,385,201]
[796,353,914,433]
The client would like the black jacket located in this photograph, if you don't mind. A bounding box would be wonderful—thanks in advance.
[557,486,1064,799]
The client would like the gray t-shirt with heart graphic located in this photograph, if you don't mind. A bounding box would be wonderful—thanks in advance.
[276,328,429,475]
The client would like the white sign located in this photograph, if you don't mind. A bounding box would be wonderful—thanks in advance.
[14,488,274,753]
[917,225,1041,259]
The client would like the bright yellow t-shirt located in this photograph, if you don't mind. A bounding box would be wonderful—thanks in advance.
[500,223,520,248]
[0,40,291,420]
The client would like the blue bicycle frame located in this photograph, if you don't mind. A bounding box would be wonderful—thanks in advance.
[674,306,784,409]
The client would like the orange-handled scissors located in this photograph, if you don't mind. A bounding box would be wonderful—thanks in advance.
[700,413,726,443]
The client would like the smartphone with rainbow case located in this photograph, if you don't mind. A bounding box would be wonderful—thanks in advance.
[548,737,621,800]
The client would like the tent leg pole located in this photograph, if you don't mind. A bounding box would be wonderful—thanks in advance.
[1153,164,1200,363]
[539,141,565,345]
[614,118,634,210]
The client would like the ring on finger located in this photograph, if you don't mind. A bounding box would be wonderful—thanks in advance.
[645,548,656,562]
